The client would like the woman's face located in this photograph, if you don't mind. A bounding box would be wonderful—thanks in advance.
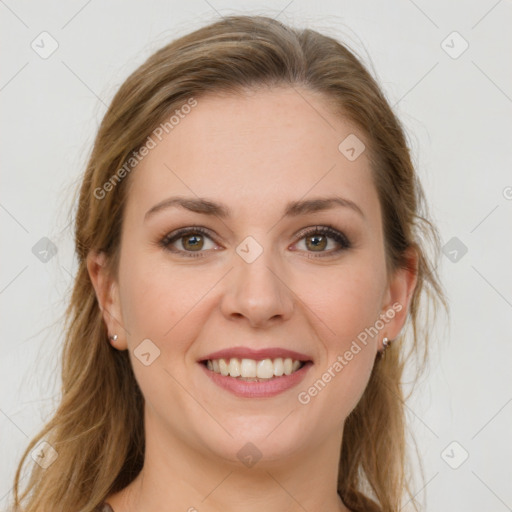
[90,86,415,467]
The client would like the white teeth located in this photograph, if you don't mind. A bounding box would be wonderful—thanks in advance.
[240,358,257,378]
[274,357,284,376]
[228,358,241,377]
[256,359,274,379]
[205,357,305,378]
[219,359,229,376]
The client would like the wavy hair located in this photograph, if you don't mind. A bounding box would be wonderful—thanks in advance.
[11,14,447,512]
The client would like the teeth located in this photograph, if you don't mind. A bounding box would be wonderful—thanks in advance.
[257,359,273,379]
[241,358,257,378]
[228,358,241,377]
[219,358,229,376]
[274,357,284,376]
[205,357,305,378]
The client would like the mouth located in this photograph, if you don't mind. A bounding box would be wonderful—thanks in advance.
[199,357,310,382]
[198,357,314,398]
[197,346,314,397]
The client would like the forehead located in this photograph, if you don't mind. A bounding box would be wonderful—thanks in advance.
[125,87,379,222]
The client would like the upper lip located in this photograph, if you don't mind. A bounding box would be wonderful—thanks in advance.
[199,346,313,362]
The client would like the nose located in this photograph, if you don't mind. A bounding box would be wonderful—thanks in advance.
[220,246,294,328]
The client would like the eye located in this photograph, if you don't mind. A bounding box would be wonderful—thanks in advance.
[159,224,351,259]
[159,226,219,258]
[292,225,351,257]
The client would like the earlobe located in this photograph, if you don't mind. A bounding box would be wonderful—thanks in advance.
[380,246,419,346]
[86,251,127,350]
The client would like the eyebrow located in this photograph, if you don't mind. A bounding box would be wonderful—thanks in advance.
[144,195,365,221]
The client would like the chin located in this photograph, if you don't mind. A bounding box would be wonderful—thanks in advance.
[201,420,310,467]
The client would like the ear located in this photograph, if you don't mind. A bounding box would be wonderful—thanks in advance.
[379,245,419,349]
[86,250,128,350]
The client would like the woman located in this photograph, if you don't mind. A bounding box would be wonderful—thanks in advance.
[11,14,447,512]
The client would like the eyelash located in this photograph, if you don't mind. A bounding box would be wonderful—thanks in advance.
[159,225,351,259]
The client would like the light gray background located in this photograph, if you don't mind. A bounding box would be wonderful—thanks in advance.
[1,1,511,511]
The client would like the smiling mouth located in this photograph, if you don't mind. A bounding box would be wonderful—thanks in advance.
[200,357,309,381]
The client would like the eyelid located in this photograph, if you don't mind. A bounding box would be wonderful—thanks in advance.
[159,226,219,252]
[293,225,350,246]
[159,224,351,257]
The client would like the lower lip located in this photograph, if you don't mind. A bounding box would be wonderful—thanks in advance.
[199,361,313,398]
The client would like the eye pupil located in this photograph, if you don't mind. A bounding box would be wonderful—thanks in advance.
[307,234,327,251]
[183,234,203,251]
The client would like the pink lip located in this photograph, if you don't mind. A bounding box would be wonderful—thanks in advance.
[199,346,313,362]
[199,361,314,398]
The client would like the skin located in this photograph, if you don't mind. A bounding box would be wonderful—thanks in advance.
[88,86,417,512]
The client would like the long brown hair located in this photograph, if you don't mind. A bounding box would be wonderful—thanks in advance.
[11,15,447,512]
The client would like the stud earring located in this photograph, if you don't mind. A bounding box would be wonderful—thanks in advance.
[382,337,391,350]
[109,334,118,343]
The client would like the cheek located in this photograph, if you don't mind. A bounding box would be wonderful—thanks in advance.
[116,253,207,402]
[292,260,384,414]
[117,249,216,354]
[295,259,386,343]
[118,243,172,329]
[118,261,173,338]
